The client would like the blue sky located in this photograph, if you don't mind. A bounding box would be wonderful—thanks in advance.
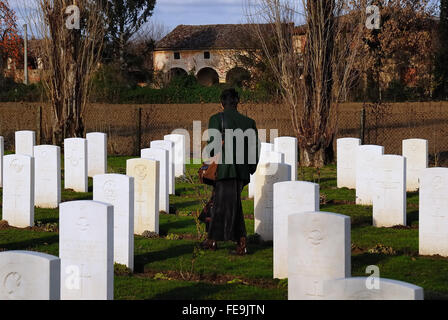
[8,0,249,35]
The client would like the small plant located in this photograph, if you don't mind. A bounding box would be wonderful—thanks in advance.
[165,233,181,240]
[227,278,246,285]
[368,244,396,255]
[114,263,133,276]
[277,278,288,289]
[154,272,172,281]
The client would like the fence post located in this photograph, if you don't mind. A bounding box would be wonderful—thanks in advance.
[360,106,366,144]
[136,107,142,155]
[36,106,42,145]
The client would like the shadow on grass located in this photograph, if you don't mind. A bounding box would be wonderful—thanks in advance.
[159,219,197,236]
[150,282,226,300]
[1,234,59,250]
[134,243,195,273]
[351,253,393,271]
[407,209,419,226]
[173,200,201,211]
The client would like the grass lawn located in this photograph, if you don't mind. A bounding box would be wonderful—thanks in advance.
[0,157,447,300]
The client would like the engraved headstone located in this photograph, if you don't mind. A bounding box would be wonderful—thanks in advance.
[151,140,175,195]
[59,200,114,300]
[87,132,107,178]
[15,130,35,157]
[419,167,448,256]
[2,154,34,227]
[64,138,88,193]
[94,174,134,270]
[288,211,351,300]
[402,139,428,192]
[356,145,384,205]
[34,145,61,209]
[323,277,423,300]
[141,148,169,213]
[373,155,406,227]
[164,134,186,177]
[337,138,361,189]
[274,137,298,181]
[249,142,275,198]
[273,181,319,279]
[126,158,159,235]
[0,251,60,300]
[254,162,291,241]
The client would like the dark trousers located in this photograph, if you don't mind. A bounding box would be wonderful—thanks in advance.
[207,178,247,242]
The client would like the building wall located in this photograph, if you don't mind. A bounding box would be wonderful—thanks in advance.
[154,49,247,83]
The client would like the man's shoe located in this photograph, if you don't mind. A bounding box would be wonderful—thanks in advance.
[234,237,247,256]
[200,239,217,251]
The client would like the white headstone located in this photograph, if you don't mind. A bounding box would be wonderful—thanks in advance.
[254,162,291,241]
[373,155,406,227]
[402,139,428,192]
[274,137,298,181]
[356,145,384,205]
[151,140,175,195]
[93,174,134,271]
[0,251,60,300]
[126,158,159,235]
[419,167,448,257]
[323,277,423,300]
[249,142,275,198]
[87,132,107,178]
[0,136,3,188]
[164,134,186,177]
[337,138,361,189]
[15,130,35,157]
[59,200,114,300]
[273,181,319,279]
[34,145,61,209]
[288,211,351,300]
[141,148,169,213]
[2,154,34,227]
[64,138,88,193]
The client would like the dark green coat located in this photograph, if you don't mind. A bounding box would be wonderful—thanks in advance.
[206,108,260,185]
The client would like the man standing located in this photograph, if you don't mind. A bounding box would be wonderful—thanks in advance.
[203,88,260,255]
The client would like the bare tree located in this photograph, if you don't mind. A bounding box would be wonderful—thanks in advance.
[245,0,364,167]
[19,0,105,145]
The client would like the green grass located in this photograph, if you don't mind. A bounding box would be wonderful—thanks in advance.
[1,157,448,299]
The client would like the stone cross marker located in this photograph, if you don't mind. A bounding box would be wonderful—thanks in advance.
[15,130,35,157]
[64,138,88,193]
[419,167,448,257]
[34,145,61,209]
[59,200,114,300]
[337,138,361,189]
[0,136,3,188]
[94,174,134,271]
[141,148,170,213]
[373,155,406,227]
[274,137,298,181]
[151,140,175,195]
[2,154,34,228]
[87,132,107,178]
[254,162,291,241]
[126,158,160,235]
[402,139,428,192]
[356,145,384,205]
[0,251,60,300]
[288,211,351,300]
[273,181,319,279]
[164,134,186,177]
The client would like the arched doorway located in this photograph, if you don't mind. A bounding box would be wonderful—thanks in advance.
[196,67,219,87]
[169,68,188,81]
[226,67,251,87]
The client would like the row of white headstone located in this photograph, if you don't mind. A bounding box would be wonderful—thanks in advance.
[270,180,423,300]
[337,137,448,257]
[336,138,429,228]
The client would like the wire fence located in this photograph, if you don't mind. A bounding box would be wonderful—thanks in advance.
[1,101,448,165]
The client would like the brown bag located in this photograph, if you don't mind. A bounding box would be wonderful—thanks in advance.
[198,113,225,185]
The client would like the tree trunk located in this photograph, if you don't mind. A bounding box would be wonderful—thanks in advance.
[299,141,334,168]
